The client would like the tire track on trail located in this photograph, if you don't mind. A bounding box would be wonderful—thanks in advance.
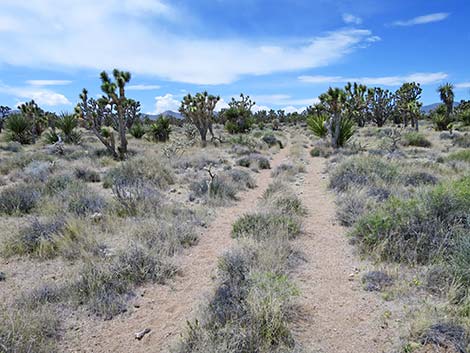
[291,157,403,353]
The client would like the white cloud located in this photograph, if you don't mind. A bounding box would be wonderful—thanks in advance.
[154,93,180,114]
[392,12,449,27]
[456,82,470,89]
[342,13,362,25]
[127,84,161,91]
[254,94,318,107]
[252,105,271,113]
[0,1,380,85]
[282,106,305,114]
[299,72,448,86]
[216,98,229,111]
[26,80,72,86]
[0,84,71,106]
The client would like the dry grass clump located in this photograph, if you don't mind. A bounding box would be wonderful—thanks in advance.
[237,153,271,170]
[0,183,42,215]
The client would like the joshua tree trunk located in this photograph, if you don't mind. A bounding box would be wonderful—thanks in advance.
[332,112,341,148]
[199,127,208,147]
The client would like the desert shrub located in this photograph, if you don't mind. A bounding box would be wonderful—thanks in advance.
[402,131,432,148]
[0,305,61,353]
[20,284,64,309]
[361,271,393,292]
[208,177,238,203]
[403,171,439,187]
[453,134,470,148]
[351,177,470,264]
[56,113,81,144]
[135,220,198,256]
[447,150,470,163]
[335,188,375,227]
[0,141,22,152]
[271,163,305,180]
[112,178,163,216]
[174,154,219,170]
[129,122,146,139]
[420,323,468,353]
[329,156,398,192]
[226,169,256,190]
[43,129,60,144]
[237,153,270,170]
[66,183,107,216]
[22,160,54,183]
[74,166,101,182]
[104,156,173,189]
[262,134,283,148]
[70,244,175,318]
[232,212,301,241]
[45,174,74,194]
[5,113,32,144]
[149,116,171,142]
[0,183,42,215]
[307,114,328,138]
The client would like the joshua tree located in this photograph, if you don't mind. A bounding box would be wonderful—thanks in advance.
[179,91,220,146]
[0,105,11,133]
[76,70,132,160]
[438,83,455,122]
[125,99,142,129]
[223,93,256,134]
[367,87,395,127]
[19,100,46,143]
[319,87,348,148]
[345,82,368,127]
[395,82,422,130]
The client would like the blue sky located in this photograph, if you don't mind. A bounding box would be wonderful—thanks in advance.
[0,0,468,114]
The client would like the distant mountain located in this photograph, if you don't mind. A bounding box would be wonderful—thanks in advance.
[143,110,183,120]
[421,102,459,114]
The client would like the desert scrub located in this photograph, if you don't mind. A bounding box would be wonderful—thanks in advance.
[3,217,103,260]
[402,131,432,148]
[237,153,271,170]
[70,244,176,318]
[189,171,246,206]
[22,160,55,183]
[447,150,470,163]
[74,166,101,182]
[335,187,376,227]
[65,182,107,216]
[0,183,42,215]
[0,305,61,353]
[232,212,301,241]
[351,177,470,265]
[271,163,305,180]
[262,181,305,217]
[104,156,174,189]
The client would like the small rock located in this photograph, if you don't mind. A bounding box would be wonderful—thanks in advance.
[0,272,6,281]
[170,188,177,193]
[90,212,103,222]
[135,328,151,340]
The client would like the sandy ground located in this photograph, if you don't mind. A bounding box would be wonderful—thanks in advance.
[62,146,291,353]
[291,157,403,353]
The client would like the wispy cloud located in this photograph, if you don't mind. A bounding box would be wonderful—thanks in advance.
[392,12,449,27]
[0,83,71,106]
[0,1,380,85]
[154,93,180,114]
[455,82,470,89]
[26,80,72,86]
[254,94,318,107]
[342,13,362,25]
[127,84,161,91]
[298,72,448,86]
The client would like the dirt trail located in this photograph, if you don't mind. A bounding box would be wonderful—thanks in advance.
[291,157,402,353]
[63,146,291,353]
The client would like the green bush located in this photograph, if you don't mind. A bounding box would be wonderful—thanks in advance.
[402,131,432,148]
[447,150,470,163]
[56,113,81,144]
[232,212,301,241]
[5,113,32,144]
[351,177,470,264]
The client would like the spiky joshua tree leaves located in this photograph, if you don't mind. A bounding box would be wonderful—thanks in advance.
[366,87,394,127]
[438,83,455,125]
[223,93,256,134]
[19,100,46,143]
[75,69,132,160]
[179,91,220,147]
[0,105,11,133]
[395,82,422,131]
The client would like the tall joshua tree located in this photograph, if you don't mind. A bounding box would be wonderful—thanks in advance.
[345,82,368,127]
[438,83,455,122]
[319,87,347,148]
[179,91,220,147]
[367,87,394,127]
[76,69,132,160]
[0,105,11,133]
[395,82,422,131]
[19,100,45,143]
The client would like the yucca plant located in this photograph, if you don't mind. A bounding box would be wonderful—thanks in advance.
[334,117,355,147]
[129,123,146,139]
[5,113,32,144]
[149,116,171,142]
[306,115,328,138]
[56,113,81,143]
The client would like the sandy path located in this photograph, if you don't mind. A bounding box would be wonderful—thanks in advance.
[63,146,290,353]
[291,157,402,353]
